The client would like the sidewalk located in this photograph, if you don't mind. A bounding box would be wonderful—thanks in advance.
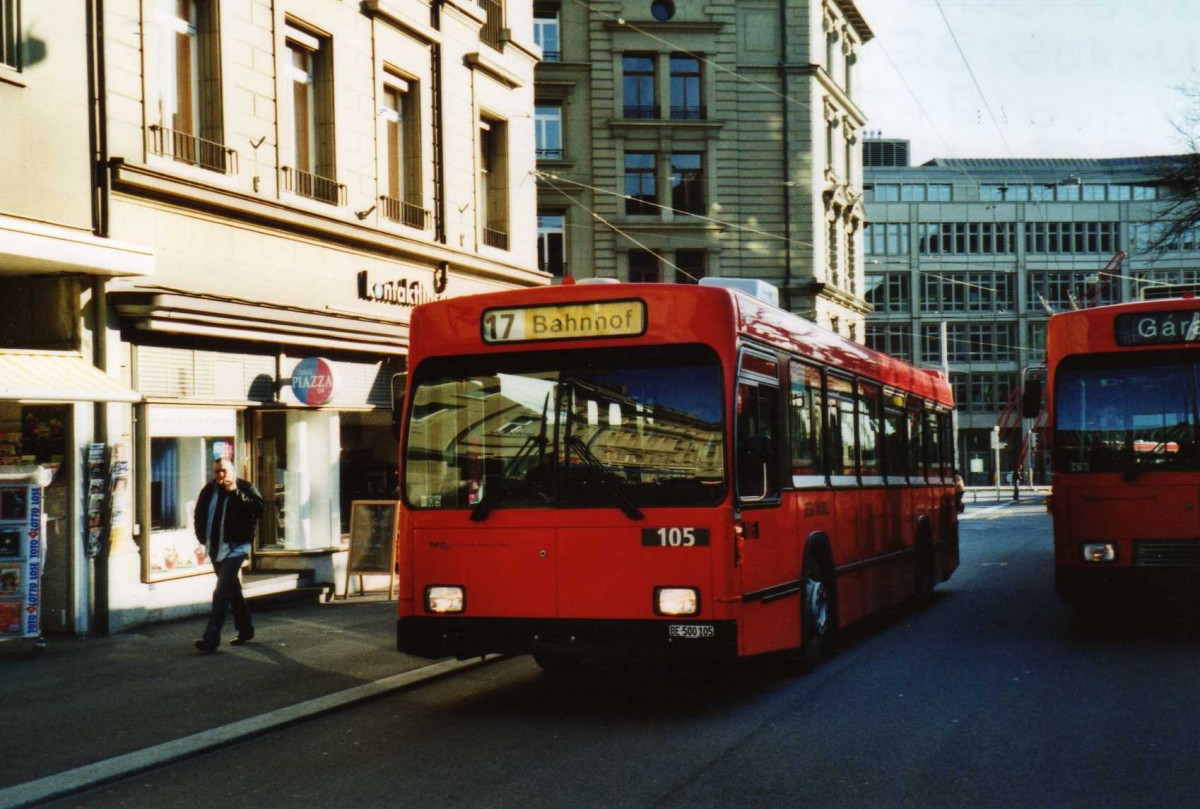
[0,594,483,808]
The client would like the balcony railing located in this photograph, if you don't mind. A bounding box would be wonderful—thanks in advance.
[539,261,567,277]
[478,0,503,50]
[541,50,562,62]
[670,105,707,121]
[148,125,238,174]
[623,105,660,120]
[281,166,346,206]
[380,195,430,230]
[484,227,509,250]
[537,148,564,160]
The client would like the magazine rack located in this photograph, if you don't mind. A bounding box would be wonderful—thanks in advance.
[0,465,52,655]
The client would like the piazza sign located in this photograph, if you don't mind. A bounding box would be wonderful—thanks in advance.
[291,357,335,406]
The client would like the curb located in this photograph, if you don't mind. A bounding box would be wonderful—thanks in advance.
[0,656,500,809]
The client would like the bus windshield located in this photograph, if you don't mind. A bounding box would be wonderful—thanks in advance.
[404,346,725,512]
[1054,354,1200,475]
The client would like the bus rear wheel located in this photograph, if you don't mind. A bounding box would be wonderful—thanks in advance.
[797,558,832,672]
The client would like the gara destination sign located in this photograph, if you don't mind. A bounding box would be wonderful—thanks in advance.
[1114,309,1200,347]
[481,299,646,344]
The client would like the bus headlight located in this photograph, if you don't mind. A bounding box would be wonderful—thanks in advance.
[425,585,465,613]
[1081,543,1117,563]
[655,587,699,616]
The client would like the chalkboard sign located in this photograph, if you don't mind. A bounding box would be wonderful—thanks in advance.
[344,500,398,598]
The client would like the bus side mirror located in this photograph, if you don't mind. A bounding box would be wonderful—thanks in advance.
[1021,380,1043,419]
[391,373,408,441]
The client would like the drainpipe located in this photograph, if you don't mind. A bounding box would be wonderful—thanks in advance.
[431,1,447,244]
[778,0,793,311]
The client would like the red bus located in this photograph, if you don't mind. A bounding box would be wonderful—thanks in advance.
[397,280,958,669]
[1030,296,1200,605]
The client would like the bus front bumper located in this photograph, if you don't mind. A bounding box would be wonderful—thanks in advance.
[398,616,738,661]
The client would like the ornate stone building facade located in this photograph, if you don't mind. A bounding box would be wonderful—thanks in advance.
[533,0,873,339]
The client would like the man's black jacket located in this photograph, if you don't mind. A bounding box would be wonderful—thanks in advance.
[193,479,265,549]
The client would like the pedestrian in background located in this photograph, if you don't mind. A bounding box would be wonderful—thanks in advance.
[193,457,264,653]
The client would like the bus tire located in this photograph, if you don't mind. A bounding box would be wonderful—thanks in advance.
[913,531,936,607]
[797,551,833,672]
[532,651,584,674]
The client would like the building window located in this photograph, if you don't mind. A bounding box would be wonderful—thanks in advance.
[873,183,900,202]
[827,212,841,288]
[1027,271,1119,311]
[651,0,675,22]
[480,117,510,249]
[1024,222,1118,254]
[533,8,561,62]
[674,250,706,284]
[380,79,427,229]
[0,0,19,70]
[864,273,910,314]
[151,0,229,173]
[670,152,704,215]
[537,212,566,276]
[669,55,703,120]
[921,323,1017,364]
[625,151,657,215]
[866,324,912,362]
[623,54,657,119]
[951,373,1019,414]
[920,272,1015,314]
[284,23,341,204]
[918,222,1017,255]
[535,103,563,160]
[479,0,504,50]
[864,223,909,255]
[629,250,659,282]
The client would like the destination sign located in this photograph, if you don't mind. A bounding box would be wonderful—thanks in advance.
[481,300,646,344]
[1114,309,1200,347]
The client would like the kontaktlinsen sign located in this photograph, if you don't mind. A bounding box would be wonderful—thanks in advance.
[1114,309,1200,347]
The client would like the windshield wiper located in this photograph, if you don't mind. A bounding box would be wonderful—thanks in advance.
[566,435,644,521]
[471,394,551,522]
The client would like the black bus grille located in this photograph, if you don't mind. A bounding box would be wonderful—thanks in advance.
[1134,541,1200,568]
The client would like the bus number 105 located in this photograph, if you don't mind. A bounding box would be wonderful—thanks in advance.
[642,528,710,547]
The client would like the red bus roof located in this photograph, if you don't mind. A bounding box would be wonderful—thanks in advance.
[1047,296,1200,361]
[410,283,952,407]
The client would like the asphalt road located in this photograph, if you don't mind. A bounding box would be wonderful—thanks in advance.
[50,497,1200,808]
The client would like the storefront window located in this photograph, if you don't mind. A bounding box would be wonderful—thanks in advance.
[339,411,398,534]
[145,406,236,581]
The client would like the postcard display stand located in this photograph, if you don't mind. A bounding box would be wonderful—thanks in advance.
[0,465,52,653]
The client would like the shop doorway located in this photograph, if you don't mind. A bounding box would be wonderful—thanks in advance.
[254,411,288,552]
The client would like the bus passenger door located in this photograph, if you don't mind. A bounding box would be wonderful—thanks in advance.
[734,366,795,657]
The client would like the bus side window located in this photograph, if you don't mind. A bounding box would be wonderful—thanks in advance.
[858,381,881,480]
[789,361,824,479]
[906,404,924,481]
[883,405,906,481]
[737,380,781,501]
[925,409,941,482]
[827,375,856,480]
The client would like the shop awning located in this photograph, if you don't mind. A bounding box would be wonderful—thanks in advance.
[0,352,141,403]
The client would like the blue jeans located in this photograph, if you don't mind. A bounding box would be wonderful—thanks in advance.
[202,553,252,645]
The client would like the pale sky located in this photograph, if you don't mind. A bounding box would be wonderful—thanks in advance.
[855,0,1200,165]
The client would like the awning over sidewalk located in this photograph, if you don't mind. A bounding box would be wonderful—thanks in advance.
[0,352,141,403]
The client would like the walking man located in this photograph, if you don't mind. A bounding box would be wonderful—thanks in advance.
[193,457,264,653]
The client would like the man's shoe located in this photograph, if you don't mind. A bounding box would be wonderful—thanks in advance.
[230,630,255,646]
[194,638,218,653]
